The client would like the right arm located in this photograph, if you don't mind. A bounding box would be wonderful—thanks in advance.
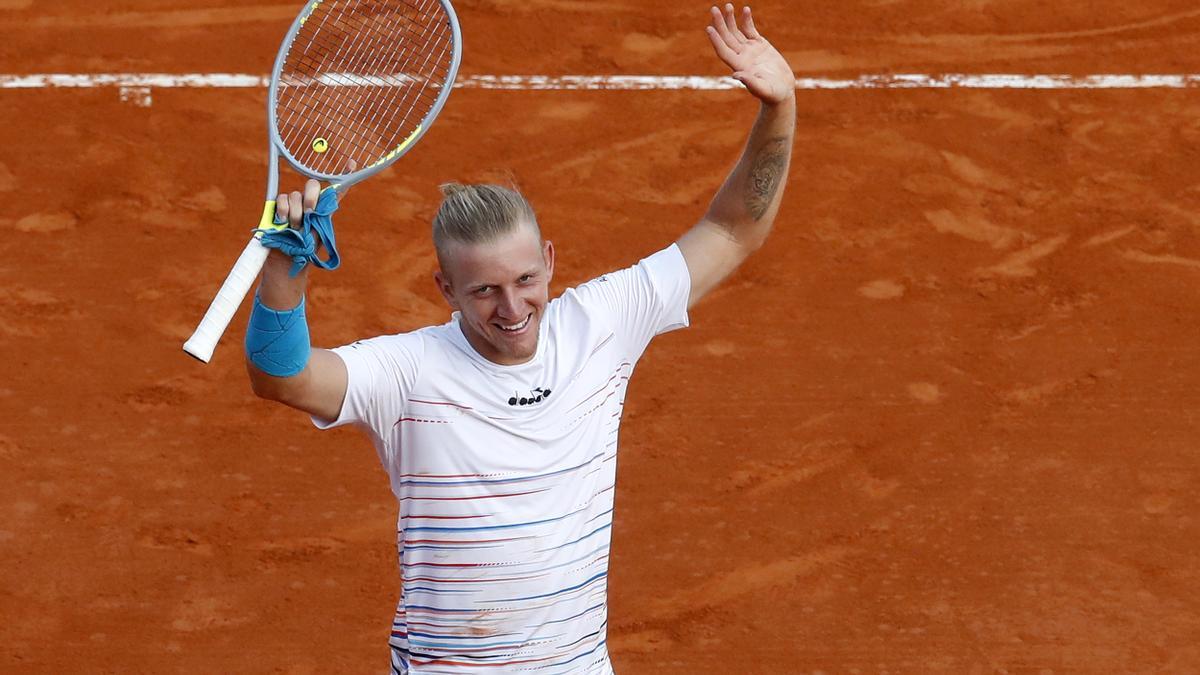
[245,179,348,422]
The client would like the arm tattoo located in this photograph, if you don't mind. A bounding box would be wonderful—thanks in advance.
[744,137,790,221]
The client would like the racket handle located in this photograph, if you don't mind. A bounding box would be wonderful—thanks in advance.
[183,236,272,363]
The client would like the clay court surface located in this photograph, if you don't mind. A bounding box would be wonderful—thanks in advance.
[3,0,1200,672]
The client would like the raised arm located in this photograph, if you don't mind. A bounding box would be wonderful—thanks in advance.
[677,4,795,308]
[245,178,348,421]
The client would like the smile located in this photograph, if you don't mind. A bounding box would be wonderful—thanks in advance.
[496,314,532,334]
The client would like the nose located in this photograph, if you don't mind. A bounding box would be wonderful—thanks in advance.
[496,288,523,319]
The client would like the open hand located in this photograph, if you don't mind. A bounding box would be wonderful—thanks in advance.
[706,4,795,105]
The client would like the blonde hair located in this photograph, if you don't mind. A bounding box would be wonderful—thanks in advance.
[432,183,539,263]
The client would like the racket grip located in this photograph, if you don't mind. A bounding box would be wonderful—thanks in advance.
[183,237,272,363]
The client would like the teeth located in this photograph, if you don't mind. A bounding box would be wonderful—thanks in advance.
[500,316,530,332]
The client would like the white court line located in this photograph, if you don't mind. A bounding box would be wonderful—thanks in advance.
[2,73,1200,90]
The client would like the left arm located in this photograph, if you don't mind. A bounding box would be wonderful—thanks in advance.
[677,4,796,308]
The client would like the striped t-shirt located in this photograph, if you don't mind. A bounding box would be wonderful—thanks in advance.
[314,245,691,673]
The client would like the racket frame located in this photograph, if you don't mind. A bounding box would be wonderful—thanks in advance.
[269,0,463,191]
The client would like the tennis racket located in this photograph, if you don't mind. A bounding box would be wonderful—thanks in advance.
[183,0,462,363]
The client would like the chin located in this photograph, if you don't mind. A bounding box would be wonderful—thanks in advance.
[504,337,538,361]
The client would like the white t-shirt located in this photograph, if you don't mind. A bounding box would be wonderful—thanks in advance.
[314,245,691,674]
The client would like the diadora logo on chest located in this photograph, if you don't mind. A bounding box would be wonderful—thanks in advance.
[508,387,552,407]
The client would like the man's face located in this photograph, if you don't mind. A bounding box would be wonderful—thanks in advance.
[435,223,554,366]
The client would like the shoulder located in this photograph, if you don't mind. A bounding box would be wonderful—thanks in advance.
[336,328,428,357]
[565,245,689,310]
[330,323,456,375]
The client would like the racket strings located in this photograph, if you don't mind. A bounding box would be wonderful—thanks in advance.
[280,0,448,164]
[275,0,455,176]
[344,4,445,140]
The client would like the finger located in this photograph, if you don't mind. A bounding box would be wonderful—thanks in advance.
[705,25,738,64]
[723,3,746,43]
[273,193,289,224]
[709,6,739,52]
[288,190,304,228]
[741,6,761,39]
[303,179,320,212]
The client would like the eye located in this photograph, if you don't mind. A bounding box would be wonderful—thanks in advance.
[474,286,492,296]
[519,274,533,283]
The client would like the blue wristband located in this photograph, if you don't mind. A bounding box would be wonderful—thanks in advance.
[245,294,311,377]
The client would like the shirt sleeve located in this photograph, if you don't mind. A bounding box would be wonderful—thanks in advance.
[310,333,423,446]
[572,244,691,358]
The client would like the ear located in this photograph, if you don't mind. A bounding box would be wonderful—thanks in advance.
[543,239,555,282]
[433,269,459,309]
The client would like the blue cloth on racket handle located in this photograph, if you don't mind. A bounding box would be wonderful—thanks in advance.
[245,294,311,377]
[256,189,342,277]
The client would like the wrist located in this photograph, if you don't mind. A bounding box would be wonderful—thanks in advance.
[259,250,308,310]
[264,248,305,274]
[764,91,796,108]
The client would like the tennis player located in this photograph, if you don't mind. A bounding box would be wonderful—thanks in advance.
[245,5,794,672]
